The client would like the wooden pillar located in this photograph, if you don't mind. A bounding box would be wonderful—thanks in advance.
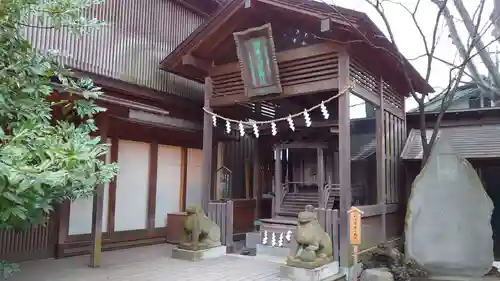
[338,49,351,267]
[146,142,158,232]
[107,137,118,235]
[377,77,387,241]
[55,200,70,258]
[317,148,325,208]
[333,151,339,184]
[201,77,214,212]
[245,158,251,199]
[274,148,282,216]
[179,147,188,211]
[215,142,224,200]
[89,114,108,268]
[253,140,261,220]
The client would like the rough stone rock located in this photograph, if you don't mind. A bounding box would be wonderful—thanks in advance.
[360,268,393,281]
[405,136,493,277]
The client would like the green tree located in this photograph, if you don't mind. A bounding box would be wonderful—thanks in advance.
[0,0,117,277]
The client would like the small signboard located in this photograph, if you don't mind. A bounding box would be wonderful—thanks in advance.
[233,23,282,97]
[348,207,363,245]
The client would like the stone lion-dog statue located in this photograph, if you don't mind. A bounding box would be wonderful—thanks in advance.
[178,205,221,251]
[286,205,334,269]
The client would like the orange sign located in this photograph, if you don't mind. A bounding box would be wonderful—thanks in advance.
[348,207,363,245]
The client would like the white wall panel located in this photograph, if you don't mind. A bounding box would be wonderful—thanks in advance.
[186,149,203,208]
[114,140,149,231]
[155,145,182,227]
[68,138,111,235]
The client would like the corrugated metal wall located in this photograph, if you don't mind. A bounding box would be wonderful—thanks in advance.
[24,0,204,101]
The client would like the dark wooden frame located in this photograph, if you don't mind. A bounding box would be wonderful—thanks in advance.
[233,23,282,97]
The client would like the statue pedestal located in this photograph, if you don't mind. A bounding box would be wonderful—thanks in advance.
[280,261,340,281]
[256,244,290,258]
[171,245,227,261]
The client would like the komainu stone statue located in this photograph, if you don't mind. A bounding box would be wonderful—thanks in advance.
[287,205,333,269]
[406,136,493,277]
[178,206,221,251]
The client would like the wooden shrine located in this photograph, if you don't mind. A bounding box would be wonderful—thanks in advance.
[160,0,432,267]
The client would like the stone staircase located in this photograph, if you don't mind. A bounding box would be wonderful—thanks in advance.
[278,191,338,217]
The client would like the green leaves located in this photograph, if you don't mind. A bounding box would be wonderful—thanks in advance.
[0,0,117,242]
[0,0,116,277]
[0,260,20,279]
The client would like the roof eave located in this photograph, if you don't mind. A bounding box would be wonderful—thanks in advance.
[159,0,241,74]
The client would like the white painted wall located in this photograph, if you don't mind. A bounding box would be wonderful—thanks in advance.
[186,149,203,208]
[114,140,150,231]
[68,139,111,235]
[155,145,182,227]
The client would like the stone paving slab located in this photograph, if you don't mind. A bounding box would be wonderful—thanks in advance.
[7,244,290,281]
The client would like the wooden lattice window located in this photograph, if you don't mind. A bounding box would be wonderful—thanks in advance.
[233,23,282,97]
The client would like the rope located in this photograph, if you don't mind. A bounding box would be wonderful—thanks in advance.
[203,83,355,126]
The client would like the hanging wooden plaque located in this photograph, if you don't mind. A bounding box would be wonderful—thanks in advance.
[233,23,282,97]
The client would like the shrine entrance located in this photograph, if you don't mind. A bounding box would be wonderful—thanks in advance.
[160,0,431,268]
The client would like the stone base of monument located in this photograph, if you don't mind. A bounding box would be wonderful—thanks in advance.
[245,231,261,248]
[414,275,500,281]
[257,218,297,256]
[171,245,227,261]
[256,244,290,257]
[280,261,341,281]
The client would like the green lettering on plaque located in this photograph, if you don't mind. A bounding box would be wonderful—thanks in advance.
[245,37,272,88]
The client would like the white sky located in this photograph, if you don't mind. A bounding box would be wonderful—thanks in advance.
[325,0,499,117]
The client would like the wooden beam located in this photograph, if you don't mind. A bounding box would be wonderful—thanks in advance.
[147,142,159,232]
[353,84,404,119]
[71,69,202,121]
[89,113,108,268]
[211,42,340,76]
[210,78,339,107]
[337,49,351,268]
[201,78,215,212]
[275,142,329,150]
[182,54,212,72]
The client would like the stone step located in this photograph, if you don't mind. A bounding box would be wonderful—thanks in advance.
[285,193,318,197]
[281,205,315,210]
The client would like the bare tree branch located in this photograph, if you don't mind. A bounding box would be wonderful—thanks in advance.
[452,0,500,89]
[319,0,492,165]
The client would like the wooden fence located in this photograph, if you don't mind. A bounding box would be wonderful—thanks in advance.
[0,214,58,262]
[208,200,234,248]
[315,208,340,261]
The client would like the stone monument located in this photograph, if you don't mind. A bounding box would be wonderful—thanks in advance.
[280,205,340,281]
[405,136,494,277]
[171,205,226,261]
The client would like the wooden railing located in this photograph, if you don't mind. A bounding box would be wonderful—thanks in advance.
[315,208,340,261]
[208,200,234,248]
